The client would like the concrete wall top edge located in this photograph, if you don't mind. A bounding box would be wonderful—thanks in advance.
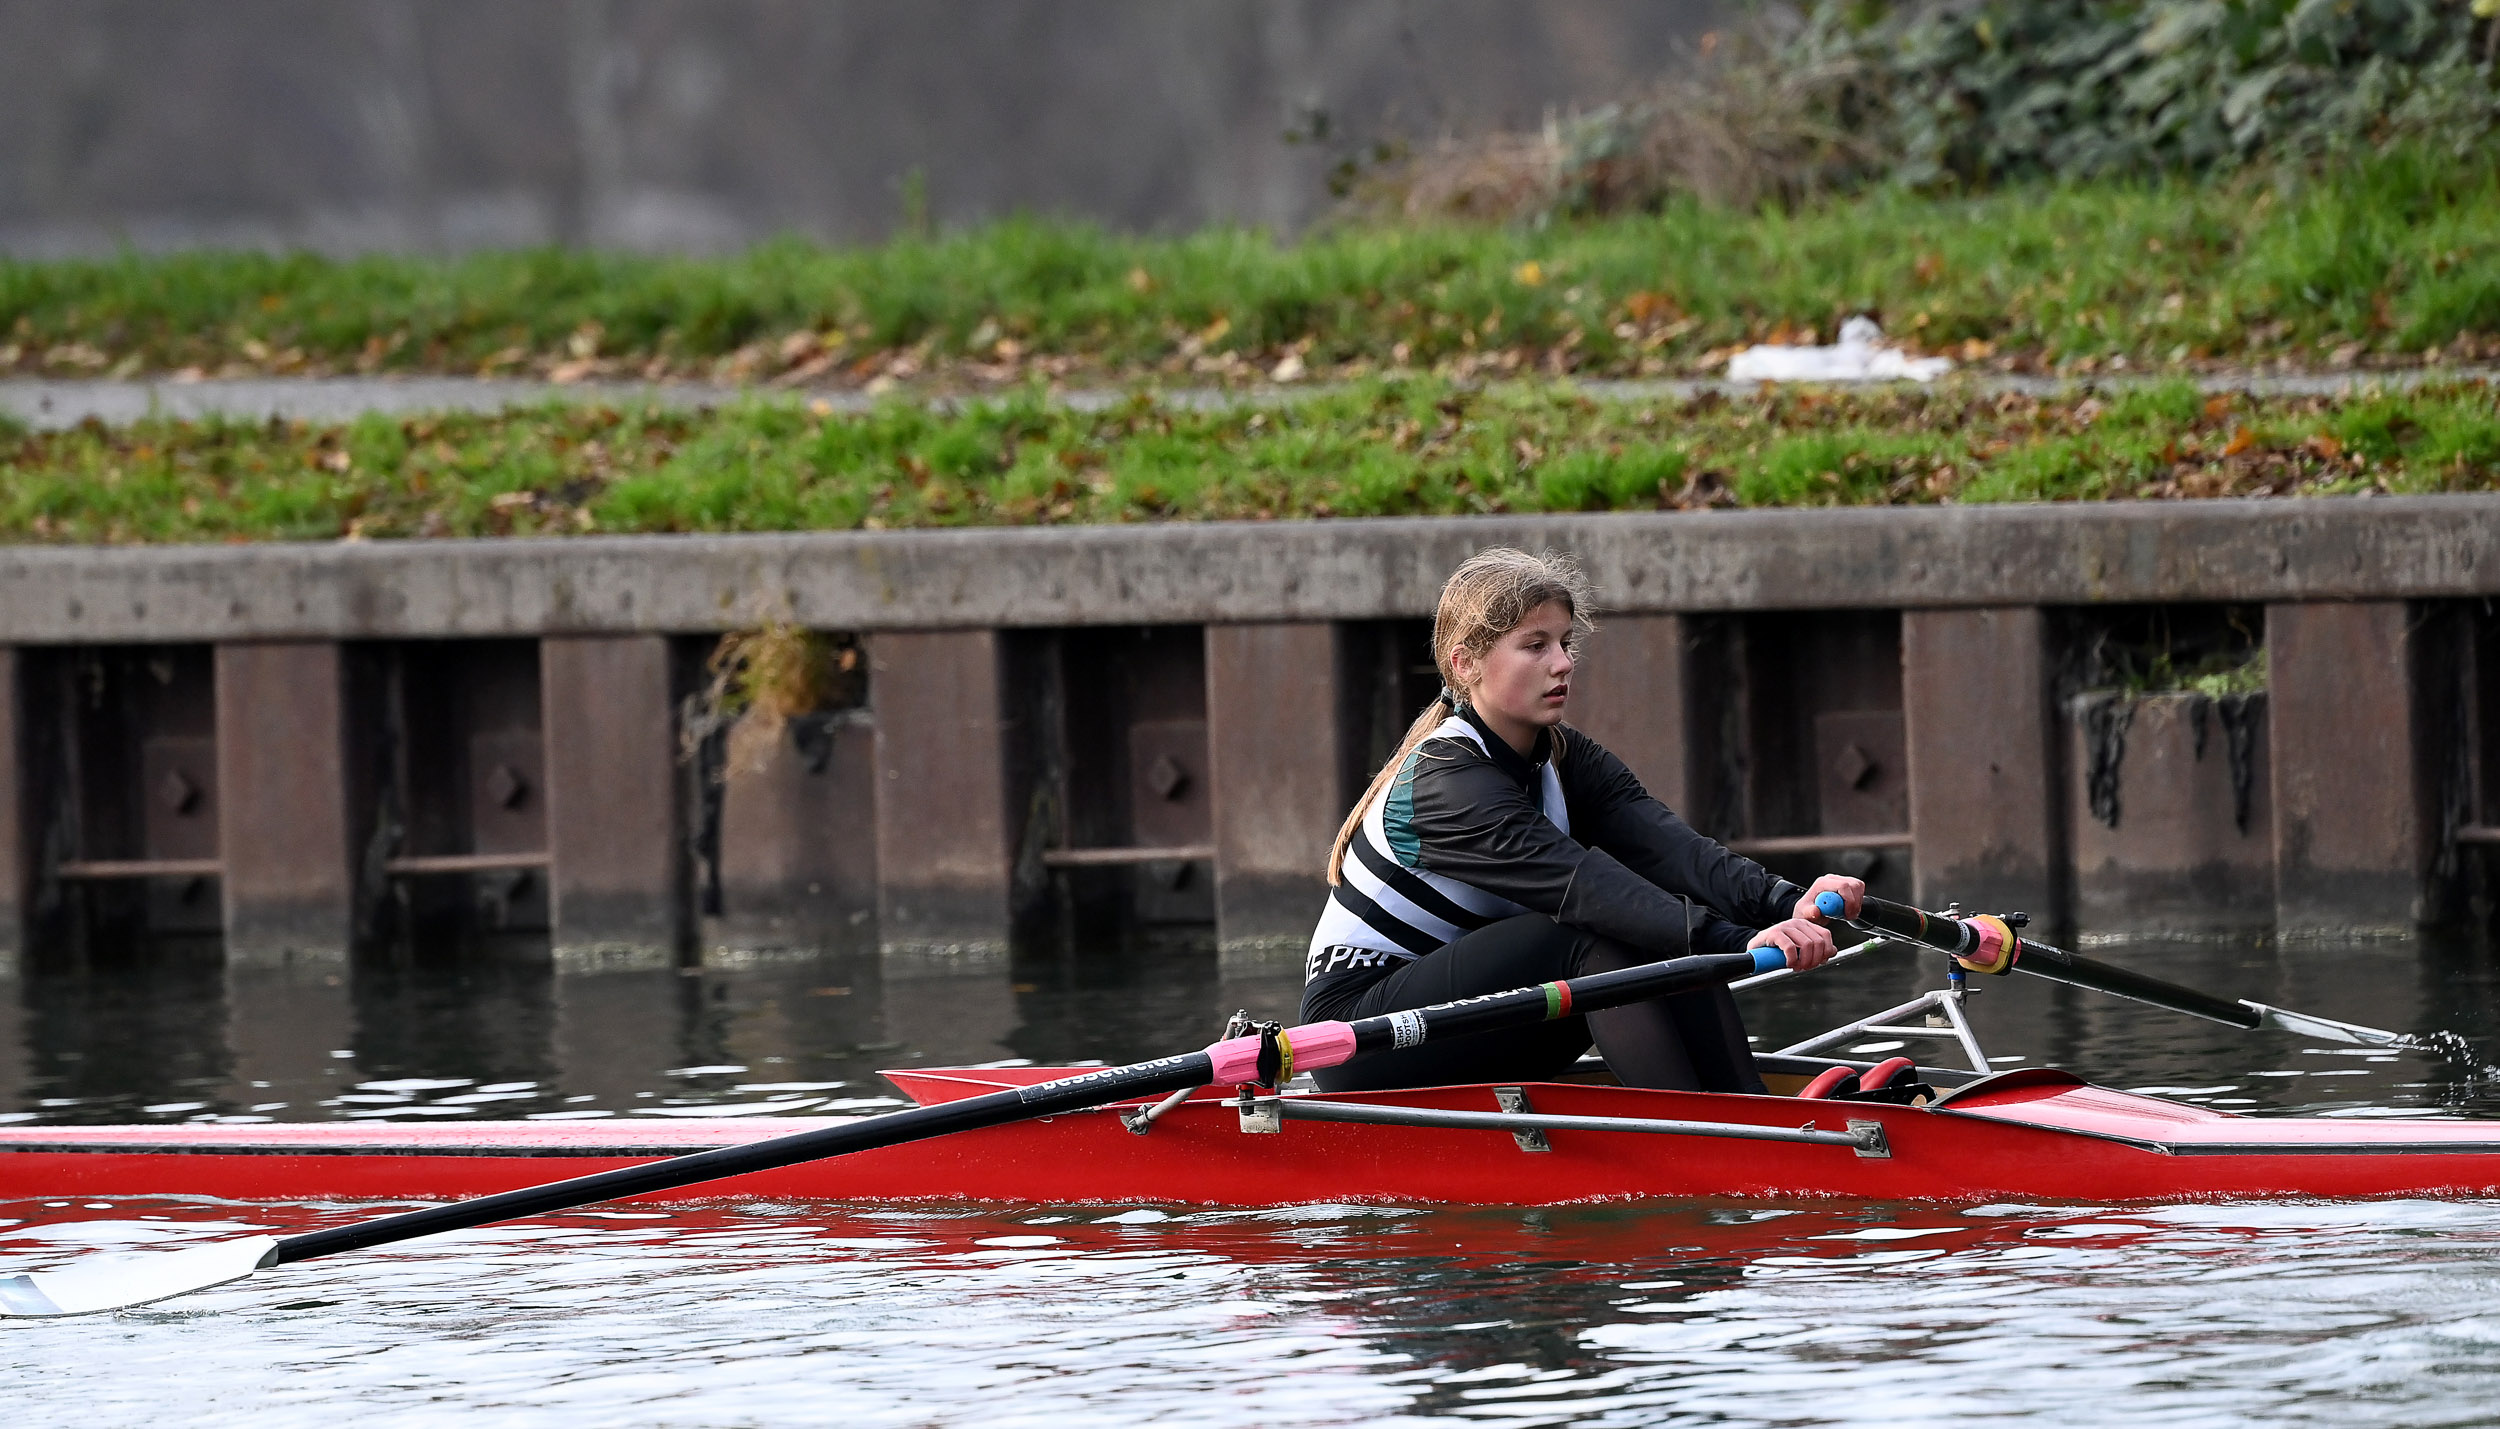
[4,496,2496,643]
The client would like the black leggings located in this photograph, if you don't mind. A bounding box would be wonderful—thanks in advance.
[1299,914,1767,1095]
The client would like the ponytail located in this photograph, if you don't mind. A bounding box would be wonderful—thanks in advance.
[1327,698,1449,885]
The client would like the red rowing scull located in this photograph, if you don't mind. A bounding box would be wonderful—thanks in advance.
[6,1064,2498,1205]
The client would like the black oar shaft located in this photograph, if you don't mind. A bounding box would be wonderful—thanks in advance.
[275,1052,1217,1264]
[2000,939,2262,1029]
[1339,950,1768,1057]
[1850,893,2262,1030]
[274,945,1779,1267]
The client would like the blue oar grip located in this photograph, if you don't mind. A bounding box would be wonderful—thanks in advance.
[1750,947,1788,974]
[1816,891,1847,918]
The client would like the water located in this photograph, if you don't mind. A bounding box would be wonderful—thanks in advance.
[5,932,2500,1424]
[14,1196,2500,1424]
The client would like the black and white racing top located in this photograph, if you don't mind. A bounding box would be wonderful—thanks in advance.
[1303,706,1803,1015]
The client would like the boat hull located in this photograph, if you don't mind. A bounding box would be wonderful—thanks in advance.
[7,1072,2500,1205]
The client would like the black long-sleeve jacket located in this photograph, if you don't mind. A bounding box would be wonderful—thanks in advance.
[1304,706,1802,1012]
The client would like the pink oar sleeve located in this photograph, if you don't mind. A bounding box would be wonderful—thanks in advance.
[1204,1034,1264,1084]
[1202,1020,1359,1084]
[1282,1021,1358,1072]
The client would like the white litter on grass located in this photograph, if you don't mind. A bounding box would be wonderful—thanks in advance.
[1726,316,1953,384]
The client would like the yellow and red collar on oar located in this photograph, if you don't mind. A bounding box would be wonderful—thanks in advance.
[1958,914,2022,975]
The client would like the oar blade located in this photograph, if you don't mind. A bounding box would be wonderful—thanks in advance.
[2249,1002,2414,1050]
[0,1234,278,1318]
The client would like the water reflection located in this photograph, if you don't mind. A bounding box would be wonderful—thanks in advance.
[18,936,237,1120]
[0,930,2494,1126]
[9,1195,2500,1425]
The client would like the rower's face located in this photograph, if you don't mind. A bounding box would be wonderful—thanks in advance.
[1462,600,1576,732]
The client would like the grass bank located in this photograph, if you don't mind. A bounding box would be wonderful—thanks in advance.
[3,378,2492,544]
[4,148,2497,389]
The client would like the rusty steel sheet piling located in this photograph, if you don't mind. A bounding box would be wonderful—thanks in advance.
[1904,608,2062,926]
[541,636,687,969]
[868,630,1015,962]
[213,642,353,965]
[2,500,2498,967]
[2269,601,2444,939]
[1206,622,1345,960]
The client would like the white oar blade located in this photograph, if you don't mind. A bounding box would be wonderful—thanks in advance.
[2248,1002,2413,1050]
[0,1234,278,1318]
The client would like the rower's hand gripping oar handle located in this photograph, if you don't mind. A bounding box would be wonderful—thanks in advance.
[1814,892,2018,975]
[1818,891,2264,1032]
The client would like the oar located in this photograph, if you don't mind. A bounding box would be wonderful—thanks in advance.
[1729,934,1887,991]
[0,942,1790,1318]
[1817,891,2418,1049]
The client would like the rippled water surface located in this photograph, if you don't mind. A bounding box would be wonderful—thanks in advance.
[14,1196,2500,1425]
[6,932,2500,1423]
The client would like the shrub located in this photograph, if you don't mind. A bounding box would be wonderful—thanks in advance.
[1362,0,2500,221]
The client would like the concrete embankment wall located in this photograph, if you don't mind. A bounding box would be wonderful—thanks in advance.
[3,496,2496,975]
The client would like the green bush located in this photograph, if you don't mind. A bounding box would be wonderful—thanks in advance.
[1798,0,2500,188]
[1419,0,2500,222]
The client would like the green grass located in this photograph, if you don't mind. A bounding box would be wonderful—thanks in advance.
[3,378,2490,544]
[3,146,2497,385]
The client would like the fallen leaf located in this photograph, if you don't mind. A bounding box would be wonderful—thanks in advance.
[1624,291,1678,325]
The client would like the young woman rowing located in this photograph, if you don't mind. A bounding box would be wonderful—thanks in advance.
[1301,547,1864,1094]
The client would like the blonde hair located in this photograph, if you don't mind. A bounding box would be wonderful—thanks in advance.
[1326,547,1595,884]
